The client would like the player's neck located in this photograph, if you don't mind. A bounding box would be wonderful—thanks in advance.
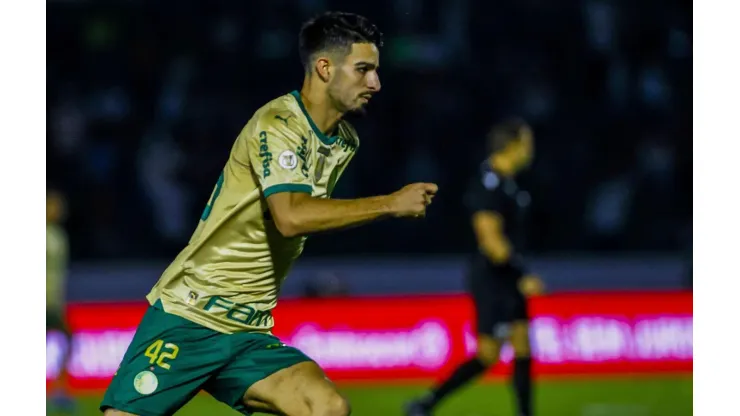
[299,81,343,135]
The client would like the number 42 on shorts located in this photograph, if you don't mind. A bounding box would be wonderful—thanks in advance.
[144,339,179,370]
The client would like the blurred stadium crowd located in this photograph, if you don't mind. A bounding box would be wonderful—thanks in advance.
[47,0,691,260]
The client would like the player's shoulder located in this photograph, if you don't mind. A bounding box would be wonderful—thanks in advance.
[237,92,304,144]
[250,92,303,132]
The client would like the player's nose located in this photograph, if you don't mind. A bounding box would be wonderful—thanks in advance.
[366,73,381,92]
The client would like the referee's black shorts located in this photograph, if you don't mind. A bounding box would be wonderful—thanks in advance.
[467,256,529,339]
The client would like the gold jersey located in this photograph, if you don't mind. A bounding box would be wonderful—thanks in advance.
[46,223,69,310]
[146,91,360,334]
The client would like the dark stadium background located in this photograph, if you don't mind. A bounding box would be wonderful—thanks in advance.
[46,0,692,415]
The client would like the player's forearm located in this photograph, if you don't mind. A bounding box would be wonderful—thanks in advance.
[277,195,394,237]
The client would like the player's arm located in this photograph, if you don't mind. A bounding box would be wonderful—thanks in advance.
[246,118,436,237]
[267,192,397,237]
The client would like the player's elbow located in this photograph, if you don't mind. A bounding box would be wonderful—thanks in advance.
[266,192,310,238]
[273,207,313,238]
[273,214,302,238]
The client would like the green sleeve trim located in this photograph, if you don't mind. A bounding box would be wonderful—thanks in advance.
[263,183,313,198]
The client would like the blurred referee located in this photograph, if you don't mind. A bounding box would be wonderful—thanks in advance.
[406,119,543,416]
[47,189,75,412]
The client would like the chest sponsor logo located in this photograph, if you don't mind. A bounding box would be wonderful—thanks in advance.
[203,296,274,328]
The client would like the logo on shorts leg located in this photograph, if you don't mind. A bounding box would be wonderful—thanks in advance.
[133,370,159,395]
[265,342,286,349]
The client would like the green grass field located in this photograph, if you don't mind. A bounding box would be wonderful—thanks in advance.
[53,376,691,416]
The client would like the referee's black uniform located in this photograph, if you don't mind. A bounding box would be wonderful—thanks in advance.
[405,121,536,416]
[464,160,531,338]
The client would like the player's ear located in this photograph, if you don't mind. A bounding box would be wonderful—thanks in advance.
[314,57,332,83]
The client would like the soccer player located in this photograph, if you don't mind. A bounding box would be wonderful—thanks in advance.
[405,119,543,416]
[101,11,437,416]
[47,189,74,411]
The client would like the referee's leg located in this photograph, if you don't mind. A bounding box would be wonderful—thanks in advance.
[405,289,506,415]
[508,290,533,416]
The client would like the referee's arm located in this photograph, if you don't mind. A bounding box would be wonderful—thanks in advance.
[472,209,543,296]
[471,210,513,265]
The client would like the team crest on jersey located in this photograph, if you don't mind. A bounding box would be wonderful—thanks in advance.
[297,136,311,178]
[278,150,298,170]
[133,370,158,395]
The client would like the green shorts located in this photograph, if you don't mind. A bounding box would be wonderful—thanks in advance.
[100,301,312,416]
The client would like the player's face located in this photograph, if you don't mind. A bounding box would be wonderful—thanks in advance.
[328,43,381,114]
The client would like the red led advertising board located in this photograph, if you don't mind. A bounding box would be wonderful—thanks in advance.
[47,292,692,390]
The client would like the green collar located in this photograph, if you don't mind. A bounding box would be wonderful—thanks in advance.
[290,90,338,146]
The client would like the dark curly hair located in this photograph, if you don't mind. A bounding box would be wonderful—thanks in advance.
[299,11,383,73]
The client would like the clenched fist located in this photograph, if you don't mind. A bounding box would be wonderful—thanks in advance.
[389,183,438,218]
